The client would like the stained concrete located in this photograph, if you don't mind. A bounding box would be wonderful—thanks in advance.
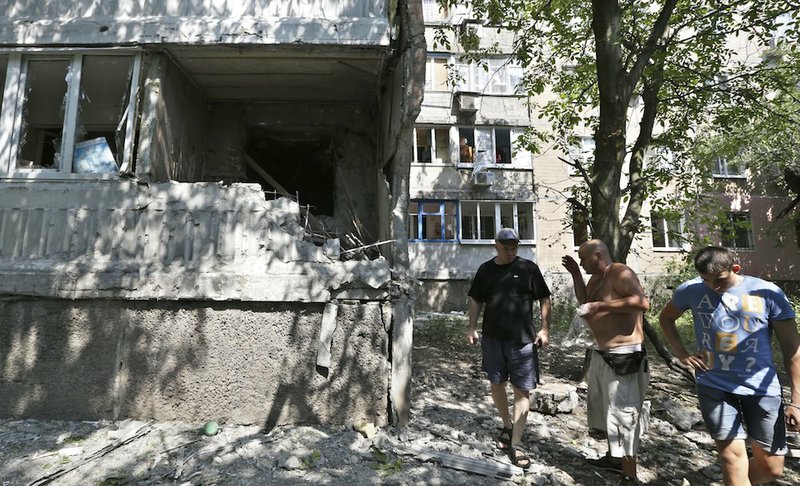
[0,298,388,426]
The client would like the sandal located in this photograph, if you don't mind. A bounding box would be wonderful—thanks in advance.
[508,445,531,469]
[495,427,512,451]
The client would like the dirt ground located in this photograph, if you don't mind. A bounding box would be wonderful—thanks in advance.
[1,312,799,485]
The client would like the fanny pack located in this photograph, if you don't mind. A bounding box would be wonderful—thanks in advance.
[596,348,647,375]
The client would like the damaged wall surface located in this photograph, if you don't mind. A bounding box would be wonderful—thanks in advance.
[0,299,388,426]
[0,0,421,427]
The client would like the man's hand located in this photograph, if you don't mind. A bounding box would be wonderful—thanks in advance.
[577,302,599,317]
[562,255,580,275]
[467,329,480,345]
[677,351,709,372]
[786,404,800,432]
[535,329,549,348]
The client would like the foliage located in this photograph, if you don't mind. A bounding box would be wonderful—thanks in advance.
[301,449,322,469]
[435,0,800,262]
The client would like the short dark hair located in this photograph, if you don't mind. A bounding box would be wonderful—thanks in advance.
[694,246,734,274]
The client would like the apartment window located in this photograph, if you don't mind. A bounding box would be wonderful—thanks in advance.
[461,201,535,242]
[455,58,523,95]
[568,136,594,174]
[651,213,684,249]
[425,56,449,91]
[1,52,142,177]
[458,127,522,167]
[712,157,745,178]
[721,212,754,250]
[422,0,449,22]
[413,127,451,164]
[408,200,457,241]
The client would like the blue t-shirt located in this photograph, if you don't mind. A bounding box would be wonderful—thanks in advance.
[672,275,796,396]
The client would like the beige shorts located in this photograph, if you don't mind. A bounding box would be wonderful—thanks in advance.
[587,348,650,458]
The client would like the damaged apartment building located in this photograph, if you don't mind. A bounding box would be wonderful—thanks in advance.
[0,1,426,427]
[412,2,800,312]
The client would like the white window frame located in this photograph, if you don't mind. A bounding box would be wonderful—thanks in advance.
[0,49,142,180]
[459,200,536,244]
[651,213,685,251]
[412,126,455,165]
[712,156,746,179]
[424,55,450,92]
[454,57,523,95]
[722,211,754,250]
[567,136,594,176]
[456,126,529,169]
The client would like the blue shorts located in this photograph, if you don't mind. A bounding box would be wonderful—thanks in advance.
[697,384,788,455]
[481,336,539,390]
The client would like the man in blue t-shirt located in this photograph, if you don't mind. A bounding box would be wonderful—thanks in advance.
[660,246,800,485]
[467,227,552,469]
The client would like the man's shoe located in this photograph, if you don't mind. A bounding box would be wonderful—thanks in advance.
[587,453,623,472]
[618,475,641,485]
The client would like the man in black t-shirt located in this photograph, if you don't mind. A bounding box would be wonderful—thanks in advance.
[467,228,552,469]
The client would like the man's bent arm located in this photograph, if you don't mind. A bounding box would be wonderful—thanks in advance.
[659,301,691,360]
[774,318,800,411]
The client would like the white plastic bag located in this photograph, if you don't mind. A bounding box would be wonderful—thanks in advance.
[561,311,595,348]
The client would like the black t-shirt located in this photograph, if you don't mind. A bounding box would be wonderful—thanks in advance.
[468,256,551,344]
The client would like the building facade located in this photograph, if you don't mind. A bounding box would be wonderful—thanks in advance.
[413,1,800,312]
[0,0,425,427]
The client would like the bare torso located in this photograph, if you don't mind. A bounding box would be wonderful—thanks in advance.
[584,263,645,350]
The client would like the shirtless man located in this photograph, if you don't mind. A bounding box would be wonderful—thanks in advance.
[562,239,650,486]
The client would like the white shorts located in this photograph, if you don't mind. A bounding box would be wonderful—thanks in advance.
[587,347,650,458]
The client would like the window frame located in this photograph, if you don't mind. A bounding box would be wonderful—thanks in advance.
[459,200,536,244]
[650,213,686,251]
[408,200,459,242]
[455,126,526,169]
[412,126,453,165]
[454,57,523,95]
[712,156,746,179]
[0,49,142,180]
[721,211,754,250]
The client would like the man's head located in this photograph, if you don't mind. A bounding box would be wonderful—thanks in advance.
[577,239,611,274]
[694,246,741,293]
[494,228,519,264]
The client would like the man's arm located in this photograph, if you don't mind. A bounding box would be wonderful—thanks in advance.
[535,296,552,347]
[561,255,587,303]
[467,297,483,345]
[774,318,800,431]
[659,300,708,371]
[583,265,650,315]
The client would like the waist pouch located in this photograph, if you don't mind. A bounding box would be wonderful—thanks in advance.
[596,349,647,375]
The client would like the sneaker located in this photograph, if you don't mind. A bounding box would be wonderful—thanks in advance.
[618,475,641,485]
[587,453,623,472]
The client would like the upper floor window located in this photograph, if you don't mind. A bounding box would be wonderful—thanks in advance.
[458,126,525,167]
[422,0,449,22]
[651,213,684,249]
[568,136,594,175]
[712,157,745,178]
[414,127,451,164]
[0,51,142,179]
[461,201,535,242]
[408,200,458,241]
[721,212,754,250]
[425,56,450,91]
[454,58,523,95]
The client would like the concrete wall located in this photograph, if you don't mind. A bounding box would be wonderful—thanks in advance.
[0,298,389,426]
[0,0,390,46]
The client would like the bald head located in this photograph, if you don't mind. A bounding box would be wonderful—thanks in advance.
[580,239,610,259]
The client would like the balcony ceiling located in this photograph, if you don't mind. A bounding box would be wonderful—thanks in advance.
[166,46,387,104]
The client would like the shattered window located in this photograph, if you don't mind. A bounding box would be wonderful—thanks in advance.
[74,56,135,173]
[0,55,7,117]
[17,57,70,169]
[5,51,141,177]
